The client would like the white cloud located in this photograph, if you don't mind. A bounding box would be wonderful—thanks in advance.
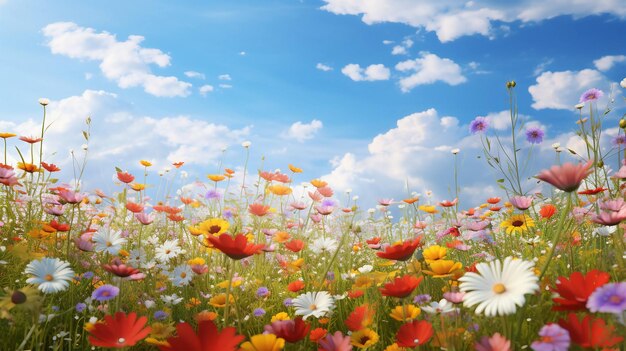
[382,40,394,45]
[42,22,191,97]
[199,84,214,95]
[239,51,247,56]
[184,71,206,79]
[395,52,466,92]
[341,63,390,81]
[533,58,554,76]
[218,74,232,81]
[283,119,323,142]
[219,84,233,89]
[391,38,413,55]
[528,69,606,109]
[321,0,626,42]
[593,55,626,71]
[316,63,333,71]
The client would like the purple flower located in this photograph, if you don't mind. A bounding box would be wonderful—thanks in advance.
[586,282,626,314]
[222,209,233,219]
[470,116,489,134]
[612,135,626,146]
[75,303,87,312]
[525,127,544,144]
[531,323,570,351]
[256,287,270,298]
[283,298,293,307]
[91,284,119,302]
[413,294,432,304]
[509,195,533,210]
[154,310,168,321]
[579,88,603,103]
[253,308,266,317]
[205,189,221,200]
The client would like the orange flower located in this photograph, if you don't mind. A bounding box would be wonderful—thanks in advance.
[310,179,327,188]
[17,162,40,173]
[285,239,305,253]
[207,174,226,182]
[41,162,61,172]
[130,183,146,191]
[273,231,291,243]
[126,202,145,213]
[268,184,292,196]
[140,160,152,167]
[249,203,270,217]
[117,171,135,184]
[403,197,419,204]
[0,132,16,139]
[309,328,327,343]
[287,280,305,292]
[539,204,557,219]
[288,164,303,173]
[208,233,264,260]
[486,197,501,204]
[172,161,184,168]
[224,168,235,175]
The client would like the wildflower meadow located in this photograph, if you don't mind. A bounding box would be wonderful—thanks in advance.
[0,82,625,351]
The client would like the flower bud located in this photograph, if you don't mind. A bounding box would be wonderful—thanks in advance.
[619,118,626,129]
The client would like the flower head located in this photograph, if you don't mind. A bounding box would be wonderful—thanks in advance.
[475,333,511,351]
[470,117,489,134]
[551,270,610,311]
[380,275,423,298]
[525,126,544,144]
[536,161,592,192]
[579,88,603,103]
[395,320,433,347]
[208,233,264,260]
[88,312,151,348]
[92,284,120,302]
[240,334,285,351]
[586,282,626,314]
[292,291,335,320]
[376,237,422,261]
[558,313,623,348]
[318,331,352,351]
[500,214,534,235]
[531,324,570,351]
[24,258,75,294]
[158,319,244,351]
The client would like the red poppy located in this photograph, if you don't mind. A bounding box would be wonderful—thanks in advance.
[348,289,365,299]
[284,239,305,253]
[126,201,144,213]
[376,237,422,261]
[439,198,458,207]
[19,136,43,144]
[551,270,610,311]
[249,203,271,217]
[159,319,243,351]
[267,317,310,343]
[208,233,264,260]
[578,187,606,195]
[396,320,434,347]
[486,197,501,204]
[88,312,151,348]
[41,162,61,172]
[558,313,623,348]
[103,259,141,278]
[539,204,557,219]
[380,275,423,298]
[345,304,374,331]
[49,220,70,232]
[168,213,185,222]
[309,328,327,343]
[287,280,305,292]
[116,171,135,184]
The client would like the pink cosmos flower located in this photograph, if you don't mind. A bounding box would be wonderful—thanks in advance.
[509,195,533,210]
[536,161,593,192]
[475,333,511,351]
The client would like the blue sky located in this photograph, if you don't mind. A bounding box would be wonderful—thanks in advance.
[1,0,625,207]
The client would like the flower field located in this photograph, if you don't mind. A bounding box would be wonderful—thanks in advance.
[1,86,626,351]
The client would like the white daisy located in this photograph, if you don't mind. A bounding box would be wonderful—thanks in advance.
[24,258,75,294]
[310,237,338,254]
[292,291,335,320]
[161,293,183,306]
[154,239,184,262]
[459,256,539,316]
[168,264,193,286]
[421,299,458,315]
[92,229,126,255]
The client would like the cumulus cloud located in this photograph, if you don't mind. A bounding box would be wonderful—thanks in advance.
[199,85,214,95]
[316,63,333,71]
[593,55,626,71]
[184,71,206,79]
[528,69,606,109]
[283,119,323,142]
[218,74,232,81]
[321,0,626,42]
[395,52,466,92]
[341,63,390,81]
[42,22,191,97]
[391,38,413,55]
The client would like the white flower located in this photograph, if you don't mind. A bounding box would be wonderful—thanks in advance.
[593,225,617,237]
[451,148,460,154]
[168,264,193,286]
[92,229,126,255]
[292,291,335,320]
[459,257,539,316]
[310,237,338,254]
[144,300,156,309]
[575,103,585,109]
[161,293,183,306]
[242,141,252,148]
[621,78,626,89]
[38,98,49,106]
[358,264,373,274]
[421,299,458,315]
[25,258,75,294]
[155,239,184,262]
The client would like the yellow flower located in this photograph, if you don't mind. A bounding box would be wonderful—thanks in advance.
[389,304,421,321]
[0,132,16,139]
[217,279,242,289]
[17,162,40,173]
[208,294,235,308]
[240,334,285,351]
[186,297,201,308]
[188,226,205,236]
[422,245,447,264]
[271,312,290,322]
[273,231,291,243]
[310,179,328,188]
[268,184,292,196]
[207,174,226,182]
[350,328,379,348]
[288,164,303,173]
[353,275,374,289]
[418,205,438,214]
[140,160,152,167]
[145,338,170,347]
[287,258,305,272]
[422,260,463,278]
[118,249,130,257]
[187,257,206,265]
[500,214,535,235]
[130,183,146,191]
[384,343,410,351]
[149,322,175,339]
[198,218,230,236]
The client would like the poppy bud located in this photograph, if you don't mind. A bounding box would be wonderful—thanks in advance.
[506,80,516,88]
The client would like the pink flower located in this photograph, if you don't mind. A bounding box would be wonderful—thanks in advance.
[57,189,85,204]
[135,212,154,225]
[536,161,593,192]
[475,333,511,351]
[592,198,626,226]
[509,195,533,210]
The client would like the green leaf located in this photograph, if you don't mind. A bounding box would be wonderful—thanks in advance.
[115,166,123,173]
[496,179,505,183]
[568,148,577,155]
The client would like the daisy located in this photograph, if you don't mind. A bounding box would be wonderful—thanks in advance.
[24,258,75,294]
[93,229,127,255]
[155,239,184,262]
[499,214,534,235]
[292,291,335,320]
[168,264,194,287]
[459,257,539,316]
[421,299,458,315]
[310,238,338,254]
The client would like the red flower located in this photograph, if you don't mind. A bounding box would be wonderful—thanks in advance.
[248,203,271,217]
[172,161,184,168]
[376,237,422,261]
[103,259,141,278]
[159,320,243,351]
[578,187,606,195]
[536,161,593,192]
[116,171,135,184]
[486,197,501,204]
[348,289,365,299]
[266,317,310,343]
[288,280,305,292]
[19,136,43,144]
[345,304,374,331]
[208,233,264,260]
[284,239,305,253]
[41,162,61,172]
[309,328,327,343]
[558,313,623,348]
[49,220,70,232]
[379,275,423,298]
[88,312,151,348]
[551,270,610,311]
[439,198,458,207]
[396,320,434,347]
[539,204,557,219]
[126,201,145,213]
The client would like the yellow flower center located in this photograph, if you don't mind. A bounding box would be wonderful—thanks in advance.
[44,274,54,281]
[309,304,317,310]
[492,283,506,294]
[180,272,187,278]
